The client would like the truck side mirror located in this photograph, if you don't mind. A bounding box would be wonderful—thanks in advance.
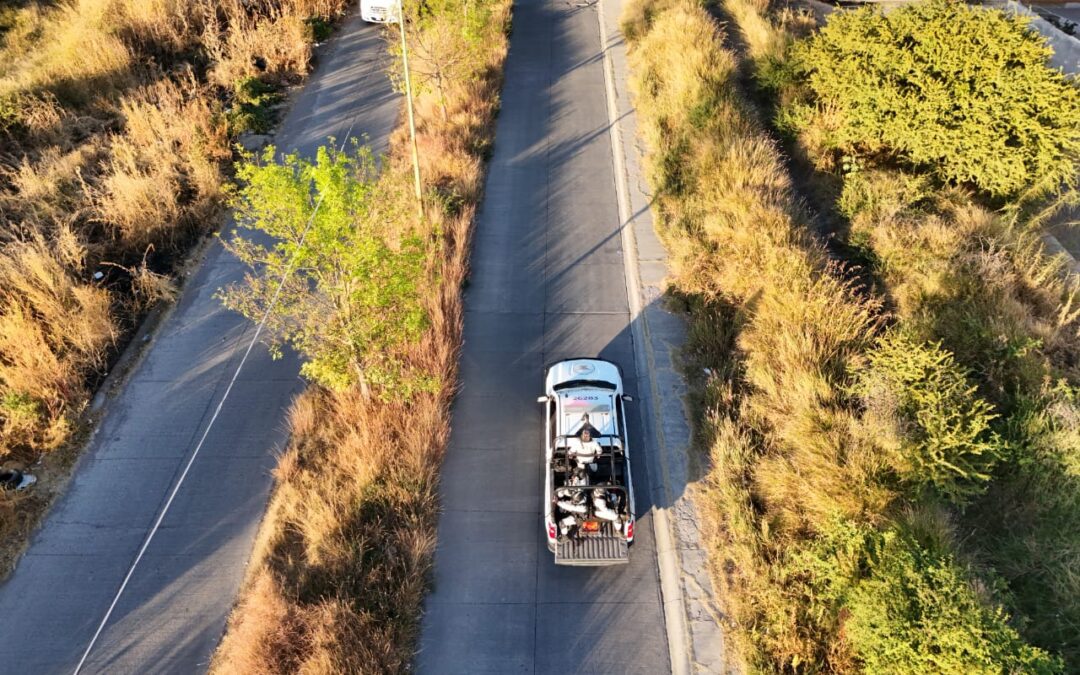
[622,395,634,402]
[537,395,550,403]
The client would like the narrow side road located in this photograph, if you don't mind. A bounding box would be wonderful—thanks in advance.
[416,0,671,671]
[0,12,396,674]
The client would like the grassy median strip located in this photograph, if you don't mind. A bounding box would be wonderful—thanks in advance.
[624,0,1074,671]
[210,2,510,671]
[0,0,356,576]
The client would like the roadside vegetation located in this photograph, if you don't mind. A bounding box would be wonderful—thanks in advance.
[211,1,510,671]
[623,0,1079,670]
[0,0,354,572]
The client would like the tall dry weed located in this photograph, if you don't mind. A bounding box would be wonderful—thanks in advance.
[0,238,114,459]
[96,76,229,250]
[699,0,1080,665]
[624,3,909,668]
[1,144,102,234]
[0,2,133,106]
[206,12,316,88]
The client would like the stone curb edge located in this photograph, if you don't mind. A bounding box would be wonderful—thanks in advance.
[595,1,729,673]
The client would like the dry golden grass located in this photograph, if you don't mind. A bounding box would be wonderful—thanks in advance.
[841,171,1080,360]
[98,77,228,249]
[206,12,315,88]
[119,76,230,198]
[214,370,454,672]
[0,238,115,458]
[721,0,775,61]
[0,0,346,460]
[0,236,117,569]
[837,168,1080,661]
[0,9,133,106]
[0,0,343,105]
[2,144,103,231]
[212,2,510,671]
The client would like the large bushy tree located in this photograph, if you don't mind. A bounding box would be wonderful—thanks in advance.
[793,0,1080,198]
[220,142,430,397]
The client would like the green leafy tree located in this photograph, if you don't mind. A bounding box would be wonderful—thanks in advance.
[792,0,1080,198]
[856,332,1003,503]
[219,141,431,397]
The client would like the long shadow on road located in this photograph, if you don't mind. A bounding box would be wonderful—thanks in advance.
[415,0,679,670]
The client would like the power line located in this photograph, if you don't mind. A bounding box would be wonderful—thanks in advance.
[72,123,359,675]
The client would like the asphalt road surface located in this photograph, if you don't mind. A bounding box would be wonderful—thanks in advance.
[415,0,671,671]
[1033,3,1080,29]
[0,13,396,674]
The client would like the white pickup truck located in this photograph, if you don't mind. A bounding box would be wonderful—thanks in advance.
[538,358,636,566]
[359,0,397,23]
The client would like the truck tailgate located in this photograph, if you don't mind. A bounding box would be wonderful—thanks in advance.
[555,532,629,566]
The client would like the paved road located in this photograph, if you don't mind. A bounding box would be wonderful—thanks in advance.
[1018,2,1080,259]
[1032,3,1080,28]
[0,13,396,674]
[415,0,671,671]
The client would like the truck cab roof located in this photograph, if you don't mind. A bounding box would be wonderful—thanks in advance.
[545,358,623,394]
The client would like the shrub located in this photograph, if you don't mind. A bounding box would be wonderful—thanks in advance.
[305,15,333,43]
[857,332,1004,503]
[626,0,1065,670]
[710,0,1080,666]
[790,517,1062,674]
[841,525,1061,674]
[212,0,511,668]
[836,167,1080,414]
[629,4,877,668]
[226,76,282,136]
[975,386,1080,661]
[0,392,43,447]
[791,0,1080,198]
[220,142,431,397]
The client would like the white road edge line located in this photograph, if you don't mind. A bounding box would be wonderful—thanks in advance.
[72,125,358,675]
[594,3,693,674]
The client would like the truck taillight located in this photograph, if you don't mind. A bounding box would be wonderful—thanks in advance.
[547,523,556,540]
[627,519,634,540]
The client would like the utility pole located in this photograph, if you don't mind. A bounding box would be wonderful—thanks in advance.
[397,0,424,220]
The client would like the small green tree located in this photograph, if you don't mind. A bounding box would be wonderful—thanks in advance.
[219,141,431,397]
[393,0,493,122]
[792,0,1080,198]
[856,332,1003,503]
